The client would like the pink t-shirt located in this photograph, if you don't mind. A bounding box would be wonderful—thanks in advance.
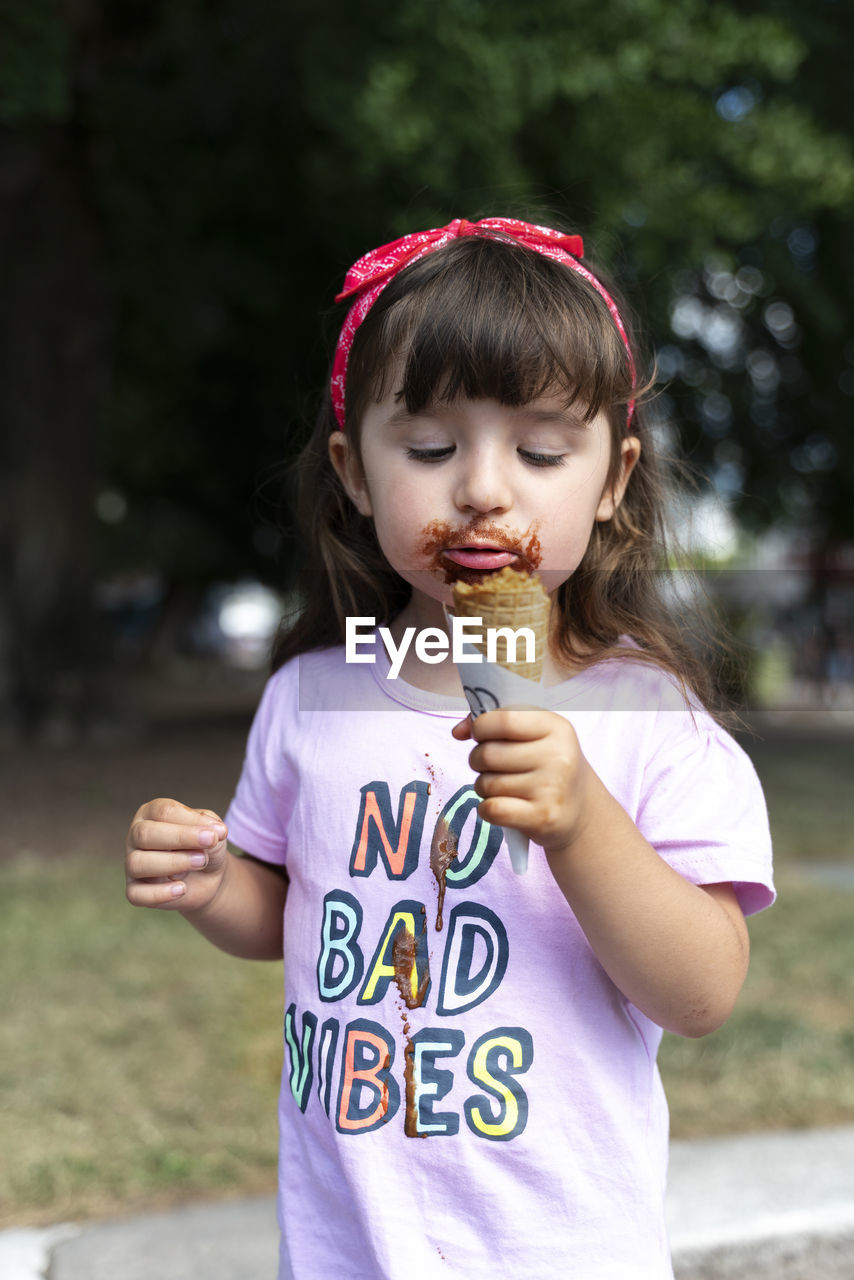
[225,645,774,1280]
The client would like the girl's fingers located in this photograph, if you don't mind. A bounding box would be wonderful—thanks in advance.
[196,807,227,825]
[468,739,544,774]
[451,714,473,740]
[474,771,538,802]
[125,799,228,912]
[468,708,550,742]
[126,878,189,909]
[476,795,533,830]
[128,818,226,853]
[126,849,209,880]
[133,798,227,830]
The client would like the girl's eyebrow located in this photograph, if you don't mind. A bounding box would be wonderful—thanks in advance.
[518,406,589,429]
[383,404,417,427]
[378,402,590,430]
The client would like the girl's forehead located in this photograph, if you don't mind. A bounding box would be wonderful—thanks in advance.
[362,388,600,433]
[366,350,588,417]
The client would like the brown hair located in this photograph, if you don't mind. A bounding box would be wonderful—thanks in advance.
[273,232,727,714]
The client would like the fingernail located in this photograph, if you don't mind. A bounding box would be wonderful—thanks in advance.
[189,854,207,868]
[213,823,227,839]
[170,882,187,897]
[198,830,216,847]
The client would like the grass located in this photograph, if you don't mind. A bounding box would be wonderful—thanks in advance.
[1,855,282,1228]
[658,727,854,1133]
[737,727,854,862]
[1,726,852,1226]
[660,871,854,1135]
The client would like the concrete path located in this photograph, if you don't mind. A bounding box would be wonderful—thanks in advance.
[668,1126,854,1279]
[3,1127,854,1279]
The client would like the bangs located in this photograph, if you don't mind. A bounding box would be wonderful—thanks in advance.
[345,236,634,430]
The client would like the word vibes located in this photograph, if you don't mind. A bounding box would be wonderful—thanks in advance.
[284,779,534,1142]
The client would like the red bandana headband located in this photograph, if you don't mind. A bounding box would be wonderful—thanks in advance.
[330,216,637,429]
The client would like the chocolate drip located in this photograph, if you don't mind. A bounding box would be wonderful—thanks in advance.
[430,817,459,932]
[392,927,429,1009]
[403,1036,426,1138]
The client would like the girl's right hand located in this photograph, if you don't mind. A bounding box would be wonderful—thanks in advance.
[125,798,230,912]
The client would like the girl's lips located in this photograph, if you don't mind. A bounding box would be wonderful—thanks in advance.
[442,547,518,570]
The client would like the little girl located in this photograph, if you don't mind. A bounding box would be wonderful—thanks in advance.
[125,217,774,1279]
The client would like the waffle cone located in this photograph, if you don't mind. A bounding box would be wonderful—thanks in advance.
[452,568,550,681]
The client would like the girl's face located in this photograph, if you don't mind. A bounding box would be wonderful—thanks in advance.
[330,389,639,628]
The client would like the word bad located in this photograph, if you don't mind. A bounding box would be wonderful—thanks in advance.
[317,893,509,1015]
[345,615,536,679]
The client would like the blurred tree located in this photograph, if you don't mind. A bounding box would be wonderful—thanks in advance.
[0,0,113,737]
[1,0,853,730]
[648,0,854,547]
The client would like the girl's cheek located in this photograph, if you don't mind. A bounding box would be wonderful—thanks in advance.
[391,487,430,527]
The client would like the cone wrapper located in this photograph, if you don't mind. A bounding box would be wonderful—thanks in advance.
[448,569,550,875]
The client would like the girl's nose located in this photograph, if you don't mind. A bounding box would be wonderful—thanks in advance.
[453,451,513,515]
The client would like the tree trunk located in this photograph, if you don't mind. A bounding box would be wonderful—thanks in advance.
[0,121,113,739]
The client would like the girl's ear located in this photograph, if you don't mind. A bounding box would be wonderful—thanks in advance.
[329,431,373,518]
[596,435,641,522]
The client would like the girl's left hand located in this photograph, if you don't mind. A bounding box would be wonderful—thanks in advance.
[452,708,595,854]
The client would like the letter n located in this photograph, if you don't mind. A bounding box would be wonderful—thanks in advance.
[349,781,429,880]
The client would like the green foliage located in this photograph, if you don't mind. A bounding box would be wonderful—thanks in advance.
[0,1,70,123]
[9,0,854,581]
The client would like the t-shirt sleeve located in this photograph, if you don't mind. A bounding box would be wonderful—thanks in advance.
[224,668,296,868]
[636,711,775,916]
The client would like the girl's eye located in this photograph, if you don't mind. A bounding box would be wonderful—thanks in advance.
[518,449,567,468]
[405,446,455,463]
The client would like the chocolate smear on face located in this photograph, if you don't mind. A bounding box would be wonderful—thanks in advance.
[420,519,542,585]
[430,817,459,932]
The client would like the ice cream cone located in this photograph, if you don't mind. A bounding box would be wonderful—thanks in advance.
[450,568,550,875]
[452,567,550,682]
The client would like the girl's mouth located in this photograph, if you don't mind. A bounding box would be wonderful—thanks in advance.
[419,519,541,583]
[442,546,518,571]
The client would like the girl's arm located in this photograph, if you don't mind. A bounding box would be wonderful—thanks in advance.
[125,798,286,960]
[453,710,750,1039]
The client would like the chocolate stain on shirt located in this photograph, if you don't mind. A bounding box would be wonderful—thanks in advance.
[392,915,433,1138]
[392,927,430,1010]
[403,1036,426,1138]
[380,1053,391,1120]
[430,816,459,932]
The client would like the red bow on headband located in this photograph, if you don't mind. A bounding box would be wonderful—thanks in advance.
[335,218,585,305]
[330,217,634,429]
